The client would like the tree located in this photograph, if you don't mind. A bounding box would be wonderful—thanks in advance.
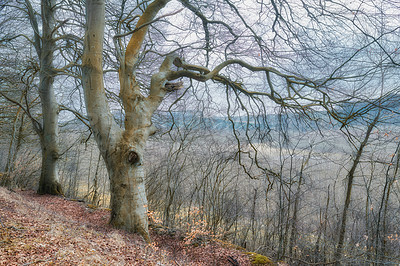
[1,0,88,194]
[31,0,63,195]
[2,0,400,263]
[0,58,36,188]
[82,0,167,242]
[82,0,331,241]
[334,112,380,264]
[0,0,64,194]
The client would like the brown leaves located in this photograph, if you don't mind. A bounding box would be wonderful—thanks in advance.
[0,187,250,265]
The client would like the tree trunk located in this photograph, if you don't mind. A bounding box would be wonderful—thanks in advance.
[90,153,102,205]
[334,114,379,265]
[106,140,150,242]
[38,142,62,195]
[24,0,62,194]
[2,104,23,187]
[34,0,62,195]
[374,141,400,262]
[82,0,173,241]
[5,99,24,175]
[37,53,62,195]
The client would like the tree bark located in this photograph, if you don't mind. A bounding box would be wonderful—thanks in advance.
[37,41,62,195]
[334,114,379,265]
[28,0,63,195]
[82,0,172,241]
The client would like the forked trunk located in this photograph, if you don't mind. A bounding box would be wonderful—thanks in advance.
[82,0,173,241]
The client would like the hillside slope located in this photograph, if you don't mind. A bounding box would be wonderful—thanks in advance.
[0,187,250,265]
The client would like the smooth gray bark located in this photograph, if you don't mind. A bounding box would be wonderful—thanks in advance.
[82,0,172,241]
[25,0,62,195]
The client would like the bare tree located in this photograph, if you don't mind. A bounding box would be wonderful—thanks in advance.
[30,0,64,194]
[334,112,380,264]
[2,1,399,264]
[81,0,334,241]
[0,0,70,194]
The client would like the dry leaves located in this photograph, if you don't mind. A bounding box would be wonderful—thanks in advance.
[0,187,250,265]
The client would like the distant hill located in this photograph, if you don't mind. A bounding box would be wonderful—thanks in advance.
[153,110,327,133]
[336,92,400,125]
[61,95,400,136]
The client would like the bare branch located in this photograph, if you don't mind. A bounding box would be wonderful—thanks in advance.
[24,0,41,56]
[124,0,171,70]
[59,105,90,129]
[0,91,42,134]
[113,8,183,39]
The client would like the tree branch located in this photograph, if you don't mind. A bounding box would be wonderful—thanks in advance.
[24,0,41,57]
[59,105,90,129]
[0,92,42,134]
[114,8,183,39]
[124,0,171,70]
[167,58,342,116]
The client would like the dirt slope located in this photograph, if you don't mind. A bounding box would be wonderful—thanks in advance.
[0,187,250,265]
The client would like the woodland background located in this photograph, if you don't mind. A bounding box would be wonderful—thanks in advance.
[1,0,400,265]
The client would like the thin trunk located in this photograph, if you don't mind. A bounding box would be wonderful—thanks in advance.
[2,106,23,187]
[277,179,285,260]
[5,102,23,173]
[91,152,102,205]
[289,151,310,260]
[250,188,257,243]
[288,174,302,258]
[282,188,291,259]
[365,161,374,263]
[11,114,26,187]
[334,114,379,264]
[322,186,330,264]
[87,147,93,197]
[11,114,25,168]
[72,147,80,198]
[375,141,400,262]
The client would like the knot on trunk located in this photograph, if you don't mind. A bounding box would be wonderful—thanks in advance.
[52,151,60,160]
[173,57,183,67]
[127,150,140,165]
[164,81,184,92]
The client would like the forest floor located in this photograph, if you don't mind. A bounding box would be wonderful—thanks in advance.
[0,187,251,265]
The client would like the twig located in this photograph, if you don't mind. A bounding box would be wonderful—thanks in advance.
[59,105,90,128]
[283,255,338,265]
[114,8,184,39]
[23,257,54,266]
[0,92,42,134]
[8,226,25,231]
[227,255,240,266]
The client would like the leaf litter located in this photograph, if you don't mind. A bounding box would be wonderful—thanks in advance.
[0,187,250,265]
